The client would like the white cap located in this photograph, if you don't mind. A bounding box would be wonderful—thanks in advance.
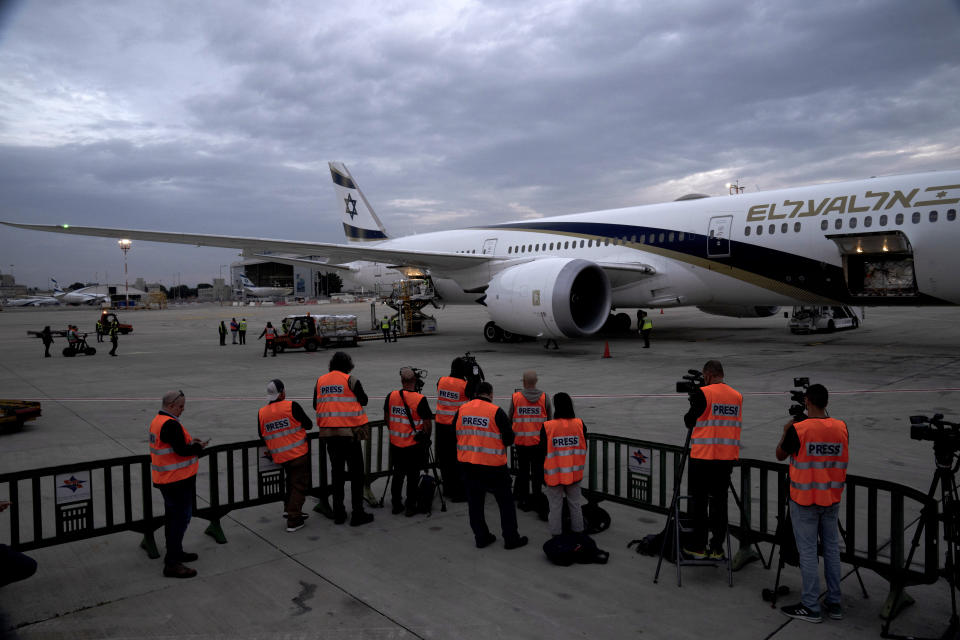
[266,379,284,401]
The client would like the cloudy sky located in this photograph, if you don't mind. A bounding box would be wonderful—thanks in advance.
[1,0,959,289]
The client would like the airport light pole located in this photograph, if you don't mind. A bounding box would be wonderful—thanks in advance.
[118,239,132,308]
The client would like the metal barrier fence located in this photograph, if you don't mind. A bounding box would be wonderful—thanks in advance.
[0,424,942,613]
[586,432,941,611]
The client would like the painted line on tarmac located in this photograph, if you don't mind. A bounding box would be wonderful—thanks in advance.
[26,387,960,402]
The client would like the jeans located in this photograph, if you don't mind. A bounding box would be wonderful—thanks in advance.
[158,477,195,566]
[789,500,842,613]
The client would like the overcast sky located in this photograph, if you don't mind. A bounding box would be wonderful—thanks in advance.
[1,0,959,289]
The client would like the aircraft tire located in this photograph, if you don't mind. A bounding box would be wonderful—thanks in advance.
[483,321,502,343]
[615,312,631,332]
[501,330,515,342]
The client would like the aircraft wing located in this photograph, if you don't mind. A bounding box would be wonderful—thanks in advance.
[0,222,493,272]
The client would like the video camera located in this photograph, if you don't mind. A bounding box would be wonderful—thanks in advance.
[910,414,960,462]
[788,377,810,419]
[402,367,428,393]
[458,352,485,398]
[676,369,705,395]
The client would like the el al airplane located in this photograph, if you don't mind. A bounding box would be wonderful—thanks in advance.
[237,274,293,298]
[51,278,110,306]
[3,165,959,341]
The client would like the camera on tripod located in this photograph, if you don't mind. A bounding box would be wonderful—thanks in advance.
[910,414,960,449]
[788,377,810,419]
[675,369,705,395]
[458,352,485,398]
[402,367,428,393]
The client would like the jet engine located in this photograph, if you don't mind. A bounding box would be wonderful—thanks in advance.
[696,304,781,318]
[484,258,611,338]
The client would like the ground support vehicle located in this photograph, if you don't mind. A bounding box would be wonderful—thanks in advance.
[98,311,133,334]
[63,334,97,356]
[0,400,41,432]
[275,314,359,352]
[788,305,863,334]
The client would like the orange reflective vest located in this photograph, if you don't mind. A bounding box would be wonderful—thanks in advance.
[265,327,276,341]
[691,383,743,460]
[436,377,467,426]
[455,399,506,466]
[543,418,587,486]
[149,413,198,485]
[387,390,425,448]
[315,370,367,427]
[258,400,307,463]
[789,417,849,506]
[511,391,546,446]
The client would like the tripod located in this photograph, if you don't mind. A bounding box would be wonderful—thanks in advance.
[378,440,447,514]
[881,438,959,640]
[655,426,737,586]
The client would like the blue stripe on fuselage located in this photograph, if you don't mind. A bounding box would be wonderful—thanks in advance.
[479,220,945,305]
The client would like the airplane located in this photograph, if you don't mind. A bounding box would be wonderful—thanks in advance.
[2,294,60,307]
[51,279,110,305]
[3,165,959,342]
[236,274,293,298]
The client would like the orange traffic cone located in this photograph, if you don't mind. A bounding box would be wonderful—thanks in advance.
[602,341,611,358]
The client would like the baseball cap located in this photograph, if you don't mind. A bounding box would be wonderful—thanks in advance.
[266,379,284,401]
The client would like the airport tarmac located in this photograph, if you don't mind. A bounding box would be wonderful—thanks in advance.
[1,302,958,639]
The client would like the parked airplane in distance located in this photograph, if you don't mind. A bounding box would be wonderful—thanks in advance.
[236,274,293,298]
[51,279,110,305]
[4,165,959,342]
[2,294,59,307]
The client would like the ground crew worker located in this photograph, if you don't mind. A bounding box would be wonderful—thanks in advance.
[453,381,527,550]
[776,383,848,623]
[638,310,653,348]
[230,318,239,344]
[218,320,227,346]
[281,318,290,335]
[258,379,313,532]
[508,370,552,517]
[384,368,434,515]
[381,315,391,343]
[541,392,588,537]
[149,390,209,578]
[682,359,742,559]
[238,318,248,344]
[390,316,399,342]
[40,326,53,358]
[67,325,79,350]
[258,322,277,357]
[109,321,119,357]
[95,317,103,343]
[436,358,469,501]
[313,351,374,526]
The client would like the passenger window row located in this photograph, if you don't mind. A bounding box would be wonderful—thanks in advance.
[504,231,689,255]
[742,209,957,237]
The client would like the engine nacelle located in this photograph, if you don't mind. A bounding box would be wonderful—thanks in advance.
[696,304,781,318]
[485,258,611,338]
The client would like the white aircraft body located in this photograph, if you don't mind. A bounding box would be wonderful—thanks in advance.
[2,295,60,307]
[51,279,110,305]
[237,274,293,298]
[4,165,959,341]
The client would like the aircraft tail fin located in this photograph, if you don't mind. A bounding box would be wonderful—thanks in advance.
[329,162,389,243]
[239,274,255,288]
[50,278,64,294]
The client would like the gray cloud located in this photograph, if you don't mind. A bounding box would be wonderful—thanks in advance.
[1,0,959,287]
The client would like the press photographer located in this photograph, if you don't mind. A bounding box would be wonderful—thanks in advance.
[774,382,848,623]
[384,367,435,516]
[435,353,485,502]
[681,359,742,561]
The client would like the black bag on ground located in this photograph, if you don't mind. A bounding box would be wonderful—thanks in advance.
[543,533,610,566]
[627,515,693,564]
[415,473,436,514]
